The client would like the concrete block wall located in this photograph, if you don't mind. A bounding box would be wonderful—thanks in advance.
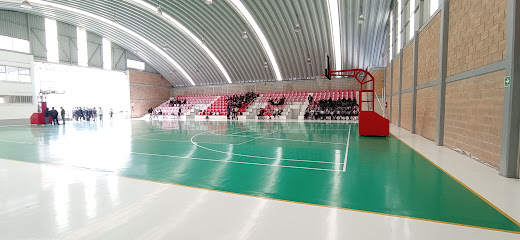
[170,78,362,97]
[415,86,438,141]
[401,92,412,131]
[129,70,173,118]
[392,56,401,94]
[417,13,441,86]
[444,71,505,168]
[447,0,507,77]
[370,70,385,96]
[402,43,414,91]
[384,0,510,169]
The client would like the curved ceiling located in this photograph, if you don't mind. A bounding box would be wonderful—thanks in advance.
[0,0,390,87]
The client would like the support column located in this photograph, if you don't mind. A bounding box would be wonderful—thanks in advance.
[398,0,405,127]
[383,68,387,117]
[500,0,520,178]
[412,0,424,134]
[435,0,449,146]
[389,60,394,122]
[411,30,419,134]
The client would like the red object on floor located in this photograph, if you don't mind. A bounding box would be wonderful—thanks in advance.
[358,111,389,137]
[30,113,46,125]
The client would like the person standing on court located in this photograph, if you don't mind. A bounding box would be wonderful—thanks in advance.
[44,107,50,125]
[60,107,65,124]
[50,107,59,125]
[99,107,103,121]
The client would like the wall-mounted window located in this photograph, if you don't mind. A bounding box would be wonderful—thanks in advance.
[0,35,30,53]
[127,59,145,70]
[0,95,33,104]
[0,65,31,83]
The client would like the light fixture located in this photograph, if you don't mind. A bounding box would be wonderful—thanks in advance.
[78,26,86,31]
[307,57,311,64]
[163,45,170,51]
[112,17,119,24]
[294,23,301,33]
[20,0,32,9]
[156,7,162,15]
[358,15,365,24]
[263,61,268,68]
[228,0,282,80]
[241,31,248,39]
[205,0,213,4]
[201,38,207,45]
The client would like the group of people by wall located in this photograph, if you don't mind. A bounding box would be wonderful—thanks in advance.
[43,107,65,125]
[72,107,110,121]
[304,97,359,120]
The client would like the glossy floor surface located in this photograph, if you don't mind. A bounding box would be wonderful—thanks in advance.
[1,120,519,239]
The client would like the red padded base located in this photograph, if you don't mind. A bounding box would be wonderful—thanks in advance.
[30,113,46,125]
[358,111,389,137]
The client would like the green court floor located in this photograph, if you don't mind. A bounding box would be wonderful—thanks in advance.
[0,120,518,233]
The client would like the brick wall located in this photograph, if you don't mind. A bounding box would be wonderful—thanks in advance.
[447,0,507,76]
[392,56,400,94]
[416,86,438,141]
[391,96,398,124]
[385,66,391,97]
[417,12,440,86]
[402,42,414,90]
[401,92,412,131]
[370,70,385,96]
[444,71,504,168]
[129,70,172,118]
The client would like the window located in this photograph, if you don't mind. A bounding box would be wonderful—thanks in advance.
[102,38,112,70]
[0,65,31,83]
[45,18,59,63]
[19,68,31,83]
[0,35,30,53]
[430,0,439,16]
[0,95,33,104]
[0,66,5,81]
[127,59,145,70]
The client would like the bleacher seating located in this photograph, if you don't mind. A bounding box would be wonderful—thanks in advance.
[155,94,218,116]
[202,93,254,116]
[311,89,358,102]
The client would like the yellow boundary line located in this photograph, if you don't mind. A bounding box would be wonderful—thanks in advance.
[389,133,520,231]
[1,130,520,234]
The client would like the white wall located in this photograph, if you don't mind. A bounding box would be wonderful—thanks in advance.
[33,62,130,115]
[0,50,36,120]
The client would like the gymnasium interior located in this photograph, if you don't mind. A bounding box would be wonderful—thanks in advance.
[1,0,520,239]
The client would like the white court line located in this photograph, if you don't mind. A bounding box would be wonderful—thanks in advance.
[343,125,352,172]
[0,124,31,128]
[191,132,342,165]
[235,130,276,145]
[205,132,347,145]
[131,152,341,172]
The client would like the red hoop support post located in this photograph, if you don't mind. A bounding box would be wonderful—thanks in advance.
[325,69,389,136]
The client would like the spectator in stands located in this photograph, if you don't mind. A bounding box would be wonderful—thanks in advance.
[308,95,313,105]
[158,109,163,116]
[178,108,182,117]
[226,104,231,119]
[257,108,265,119]
[109,108,113,119]
[60,107,65,124]
[44,108,50,125]
[148,108,153,120]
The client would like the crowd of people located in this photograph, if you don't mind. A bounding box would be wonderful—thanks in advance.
[168,99,187,107]
[43,107,65,125]
[226,92,258,120]
[304,97,359,120]
[268,96,286,106]
[72,107,110,121]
